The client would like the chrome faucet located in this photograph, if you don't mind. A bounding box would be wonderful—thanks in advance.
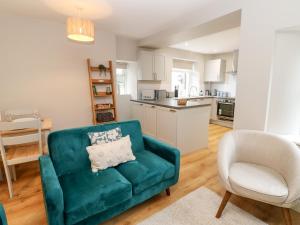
[188,86,198,97]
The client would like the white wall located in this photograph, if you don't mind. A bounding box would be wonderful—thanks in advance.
[116,95,131,121]
[234,0,300,130]
[266,31,300,135]
[127,62,138,99]
[116,36,138,62]
[115,36,138,119]
[0,14,116,130]
[137,47,205,97]
[116,62,138,121]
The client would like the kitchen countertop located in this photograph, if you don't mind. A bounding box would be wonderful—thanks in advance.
[179,96,235,100]
[131,99,211,110]
[174,96,215,99]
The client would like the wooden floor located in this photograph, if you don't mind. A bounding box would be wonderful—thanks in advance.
[0,124,299,225]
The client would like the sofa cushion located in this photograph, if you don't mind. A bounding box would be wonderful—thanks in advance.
[229,162,288,204]
[59,168,132,225]
[48,120,144,177]
[86,135,136,172]
[116,150,175,195]
[87,127,122,145]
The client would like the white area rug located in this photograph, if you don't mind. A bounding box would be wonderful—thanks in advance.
[138,187,267,225]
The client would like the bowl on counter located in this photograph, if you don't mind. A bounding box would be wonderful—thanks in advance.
[177,99,187,105]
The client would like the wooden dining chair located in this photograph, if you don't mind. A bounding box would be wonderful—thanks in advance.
[0,119,42,198]
[3,109,39,121]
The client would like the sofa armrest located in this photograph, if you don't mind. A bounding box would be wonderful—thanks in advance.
[0,204,7,225]
[39,155,64,225]
[143,135,180,181]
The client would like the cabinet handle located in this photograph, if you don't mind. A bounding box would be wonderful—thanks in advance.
[151,105,155,108]
[169,109,176,112]
[139,104,143,106]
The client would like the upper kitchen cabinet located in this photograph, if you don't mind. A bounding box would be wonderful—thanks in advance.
[138,50,165,81]
[153,54,165,80]
[204,59,226,82]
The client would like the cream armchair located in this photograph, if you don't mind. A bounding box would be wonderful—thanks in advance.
[216,130,300,225]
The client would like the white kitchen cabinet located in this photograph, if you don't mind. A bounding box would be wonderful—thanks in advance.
[154,54,165,80]
[143,104,157,137]
[131,102,145,130]
[138,50,165,81]
[156,107,177,146]
[130,101,211,154]
[204,59,226,82]
[138,51,153,80]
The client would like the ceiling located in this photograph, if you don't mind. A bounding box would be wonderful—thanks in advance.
[170,27,240,54]
[0,0,215,39]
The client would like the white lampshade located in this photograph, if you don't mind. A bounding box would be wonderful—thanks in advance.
[67,17,95,42]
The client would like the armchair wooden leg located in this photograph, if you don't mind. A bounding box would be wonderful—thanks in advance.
[281,208,293,225]
[216,191,232,218]
[166,188,170,196]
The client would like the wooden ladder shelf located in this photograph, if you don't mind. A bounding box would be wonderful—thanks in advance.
[87,59,117,125]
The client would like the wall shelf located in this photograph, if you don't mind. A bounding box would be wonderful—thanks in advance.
[94,92,112,97]
[90,66,111,72]
[87,59,117,125]
[91,79,112,84]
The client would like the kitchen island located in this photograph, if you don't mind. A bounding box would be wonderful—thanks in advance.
[130,98,211,154]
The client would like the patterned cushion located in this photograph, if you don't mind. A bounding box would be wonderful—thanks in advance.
[86,135,136,172]
[88,127,122,145]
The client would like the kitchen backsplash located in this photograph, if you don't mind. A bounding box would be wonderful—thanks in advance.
[208,74,237,97]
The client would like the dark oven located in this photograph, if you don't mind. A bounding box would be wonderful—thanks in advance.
[217,99,235,121]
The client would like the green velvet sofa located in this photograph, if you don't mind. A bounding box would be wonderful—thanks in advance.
[0,204,7,225]
[39,120,180,225]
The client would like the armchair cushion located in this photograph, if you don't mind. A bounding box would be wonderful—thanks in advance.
[59,168,132,225]
[229,162,288,204]
[116,150,175,195]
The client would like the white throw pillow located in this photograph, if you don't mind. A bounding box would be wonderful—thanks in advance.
[86,135,136,173]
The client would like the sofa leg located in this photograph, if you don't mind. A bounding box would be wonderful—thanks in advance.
[216,191,232,218]
[281,208,293,225]
[166,188,170,196]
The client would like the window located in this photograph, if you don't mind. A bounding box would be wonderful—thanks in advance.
[116,68,127,95]
[116,62,128,95]
[171,59,199,97]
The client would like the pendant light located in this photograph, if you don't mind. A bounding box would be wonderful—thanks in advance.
[67,8,95,43]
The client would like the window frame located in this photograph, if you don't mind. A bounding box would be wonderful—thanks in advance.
[171,67,199,97]
[116,67,128,95]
